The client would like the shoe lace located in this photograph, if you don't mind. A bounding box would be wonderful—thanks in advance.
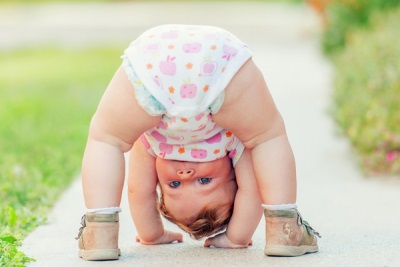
[75,214,86,240]
[297,211,321,238]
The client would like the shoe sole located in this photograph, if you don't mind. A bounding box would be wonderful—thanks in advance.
[265,245,318,257]
[79,248,121,261]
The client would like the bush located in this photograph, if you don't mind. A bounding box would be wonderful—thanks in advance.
[331,8,400,175]
[322,0,400,55]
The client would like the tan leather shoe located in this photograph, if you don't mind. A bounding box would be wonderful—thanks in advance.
[76,213,120,261]
[264,209,321,256]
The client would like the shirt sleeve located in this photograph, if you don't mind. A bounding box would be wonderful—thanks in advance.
[226,133,245,167]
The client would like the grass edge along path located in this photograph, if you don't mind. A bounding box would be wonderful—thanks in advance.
[0,46,122,266]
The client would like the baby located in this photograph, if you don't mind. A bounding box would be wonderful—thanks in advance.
[76,24,320,261]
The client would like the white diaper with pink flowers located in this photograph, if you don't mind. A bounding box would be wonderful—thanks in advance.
[122,24,252,165]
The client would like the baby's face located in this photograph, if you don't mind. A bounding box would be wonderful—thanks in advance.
[156,156,237,223]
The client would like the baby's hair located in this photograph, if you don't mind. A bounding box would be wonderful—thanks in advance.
[157,194,233,239]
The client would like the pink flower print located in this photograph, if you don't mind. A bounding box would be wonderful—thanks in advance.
[204,33,219,39]
[156,121,167,130]
[194,124,206,132]
[140,135,151,150]
[191,148,207,159]
[159,143,173,155]
[205,133,222,144]
[229,149,237,159]
[168,98,175,105]
[182,43,202,53]
[201,61,218,76]
[151,131,167,143]
[180,83,197,99]
[144,43,161,52]
[153,76,162,88]
[226,135,235,146]
[162,30,179,39]
[222,44,238,60]
[195,113,204,121]
[169,135,184,142]
[386,151,398,162]
[205,123,219,134]
[159,56,176,76]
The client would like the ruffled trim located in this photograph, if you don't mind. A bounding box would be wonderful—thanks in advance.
[209,91,225,114]
[121,55,166,116]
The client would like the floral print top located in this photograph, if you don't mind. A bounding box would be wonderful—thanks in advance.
[123,24,252,165]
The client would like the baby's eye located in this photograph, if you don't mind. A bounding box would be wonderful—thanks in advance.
[169,181,181,188]
[198,178,212,185]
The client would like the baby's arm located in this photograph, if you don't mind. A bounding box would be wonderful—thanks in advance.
[204,149,263,248]
[128,140,183,245]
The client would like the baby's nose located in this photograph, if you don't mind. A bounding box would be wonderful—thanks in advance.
[176,169,195,177]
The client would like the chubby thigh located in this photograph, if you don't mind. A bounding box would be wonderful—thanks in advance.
[212,59,286,149]
[213,59,297,205]
[90,66,163,152]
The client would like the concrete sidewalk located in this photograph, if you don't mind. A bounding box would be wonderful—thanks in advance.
[5,2,399,266]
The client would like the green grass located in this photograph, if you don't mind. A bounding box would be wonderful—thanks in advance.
[331,8,400,175]
[0,46,123,266]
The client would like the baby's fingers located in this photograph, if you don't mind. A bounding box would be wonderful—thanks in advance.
[204,233,228,248]
[203,237,216,248]
[163,230,183,244]
[135,231,183,245]
[204,233,251,249]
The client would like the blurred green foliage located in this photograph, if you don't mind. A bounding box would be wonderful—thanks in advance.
[0,0,110,3]
[331,8,400,175]
[0,46,122,266]
[322,0,400,55]
[1,0,303,4]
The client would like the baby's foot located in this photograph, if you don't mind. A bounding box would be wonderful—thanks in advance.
[264,209,321,256]
[76,213,121,260]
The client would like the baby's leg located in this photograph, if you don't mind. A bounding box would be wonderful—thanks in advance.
[213,59,320,256]
[78,130,130,261]
[82,66,161,208]
[82,140,125,209]
[213,59,295,205]
[77,66,161,260]
[82,139,126,209]
[251,135,297,205]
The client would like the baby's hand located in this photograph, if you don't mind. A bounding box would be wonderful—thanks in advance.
[204,232,252,249]
[136,230,183,245]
